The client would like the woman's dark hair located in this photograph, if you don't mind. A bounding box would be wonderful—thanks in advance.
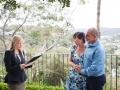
[73,32,85,43]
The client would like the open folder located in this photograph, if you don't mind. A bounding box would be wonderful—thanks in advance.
[25,53,43,67]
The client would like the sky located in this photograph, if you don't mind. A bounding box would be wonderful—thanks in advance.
[70,0,120,29]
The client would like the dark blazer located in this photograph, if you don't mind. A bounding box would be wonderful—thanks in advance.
[4,50,31,84]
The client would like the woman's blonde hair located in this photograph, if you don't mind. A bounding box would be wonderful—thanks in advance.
[10,35,23,51]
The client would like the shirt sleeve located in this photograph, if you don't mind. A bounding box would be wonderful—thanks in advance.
[81,48,106,76]
[4,51,21,72]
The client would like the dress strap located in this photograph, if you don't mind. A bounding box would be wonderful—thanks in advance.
[70,45,77,55]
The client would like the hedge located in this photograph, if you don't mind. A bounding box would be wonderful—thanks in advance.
[0,83,65,90]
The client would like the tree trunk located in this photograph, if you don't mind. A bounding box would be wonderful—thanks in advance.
[97,0,101,38]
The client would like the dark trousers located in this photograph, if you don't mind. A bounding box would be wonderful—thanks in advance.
[86,74,106,90]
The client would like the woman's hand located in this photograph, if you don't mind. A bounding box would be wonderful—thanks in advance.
[74,65,81,72]
[20,64,26,69]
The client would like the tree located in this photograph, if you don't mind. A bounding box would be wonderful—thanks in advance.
[0,3,30,50]
[0,0,86,10]
[0,0,20,10]
[96,0,101,38]
[0,0,73,52]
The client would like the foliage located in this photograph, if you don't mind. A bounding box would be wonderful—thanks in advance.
[0,0,73,52]
[0,0,20,10]
[102,33,120,54]
[0,82,65,90]
[105,44,118,54]
[25,53,69,86]
[0,67,6,82]
[0,83,7,90]
[0,0,86,10]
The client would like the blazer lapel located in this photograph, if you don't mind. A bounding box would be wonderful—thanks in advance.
[19,50,25,64]
[11,50,20,64]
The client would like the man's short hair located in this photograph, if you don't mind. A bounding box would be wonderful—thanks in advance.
[89,27,99,37]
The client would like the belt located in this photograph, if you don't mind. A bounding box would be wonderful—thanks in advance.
[88,74,105,78]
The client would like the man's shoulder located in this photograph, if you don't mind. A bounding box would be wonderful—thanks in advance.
[94,44,106,55]
[98,42,105,49]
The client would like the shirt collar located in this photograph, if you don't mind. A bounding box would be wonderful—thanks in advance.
[88,39,100,47]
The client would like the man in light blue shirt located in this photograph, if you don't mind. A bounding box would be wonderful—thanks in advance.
[80,27,106,90]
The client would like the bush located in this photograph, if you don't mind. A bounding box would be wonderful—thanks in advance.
[0,83,7,90]
[0,82,65,90]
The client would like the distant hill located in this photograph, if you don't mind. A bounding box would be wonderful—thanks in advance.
[71,27,120,36]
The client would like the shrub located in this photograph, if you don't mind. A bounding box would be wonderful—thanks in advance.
[0,83,7,90]
[0,82,65,90]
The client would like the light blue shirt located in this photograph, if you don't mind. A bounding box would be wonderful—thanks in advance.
[81,39,106,77]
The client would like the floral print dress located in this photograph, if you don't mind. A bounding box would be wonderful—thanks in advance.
[64,46,86,90]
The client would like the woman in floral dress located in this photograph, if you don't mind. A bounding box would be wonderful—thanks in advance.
[64,32,86,90]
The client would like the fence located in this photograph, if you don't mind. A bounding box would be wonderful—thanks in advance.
[0,52,120,90]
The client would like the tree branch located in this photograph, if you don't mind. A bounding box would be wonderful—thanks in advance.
[0,37,7,50]
[3,12,11,30]
[12,14,29,36]
[1,11,11,50]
